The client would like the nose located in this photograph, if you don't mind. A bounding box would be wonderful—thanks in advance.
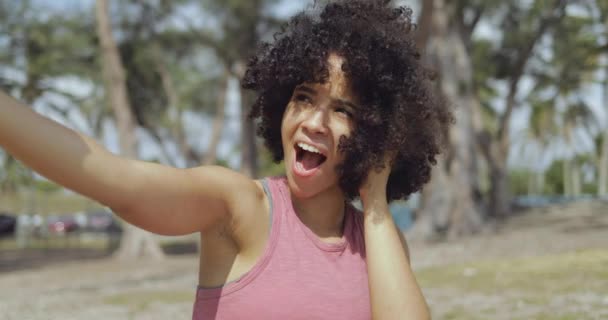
[301,108,328,136]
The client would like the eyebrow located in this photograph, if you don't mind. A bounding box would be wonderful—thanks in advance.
[295,85,359,111]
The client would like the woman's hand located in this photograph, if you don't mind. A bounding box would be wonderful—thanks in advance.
[359,153,394,213]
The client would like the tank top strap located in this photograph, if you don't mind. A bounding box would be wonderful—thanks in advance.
[263,176,290,221]
[345,202,367,257]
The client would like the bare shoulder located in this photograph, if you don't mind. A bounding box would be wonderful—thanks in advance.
[189,166,270,250]
[186,165,265,210]
[228,178,271,252]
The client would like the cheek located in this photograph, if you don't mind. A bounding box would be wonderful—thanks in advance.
[335,122,354,139]
[281,107,299,135]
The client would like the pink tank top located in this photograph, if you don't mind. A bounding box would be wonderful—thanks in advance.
[192,176,371,319]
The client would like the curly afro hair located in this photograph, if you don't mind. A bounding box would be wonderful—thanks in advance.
[242,0,453,202]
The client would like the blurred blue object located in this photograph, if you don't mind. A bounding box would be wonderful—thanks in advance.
[390,202,413,231]
[512,194,598,210]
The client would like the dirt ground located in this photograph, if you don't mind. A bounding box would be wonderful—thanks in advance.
[1,200,607,320]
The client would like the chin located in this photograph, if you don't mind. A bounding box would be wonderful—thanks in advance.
[286,169,339,200]
[285,172,315,199]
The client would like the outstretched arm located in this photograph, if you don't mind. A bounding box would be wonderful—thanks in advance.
[0,90,256,236]
[360,159,430,320]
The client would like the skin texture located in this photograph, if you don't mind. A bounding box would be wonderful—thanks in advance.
[281,54,358,238]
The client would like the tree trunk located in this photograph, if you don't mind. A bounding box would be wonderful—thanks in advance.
[563,158,571,196]
[571,163,581,196]
[527,170,545,195]
[173,106,201,166]
[536,170,546,195]
[488,0,566,218]
[95,0,163,260]
[527,172,534,196]
[488,149,511,219]
[599,64,608,196]
[599,132,608,197]
[414,0,434,50]
[411,0,483,240]
[203,73,229,166]
[408,157,453,239]
[155,52,200,167]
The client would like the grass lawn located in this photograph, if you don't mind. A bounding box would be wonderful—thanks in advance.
[104,290,194,314]
[417,249,608,319]
[88,249,608,319]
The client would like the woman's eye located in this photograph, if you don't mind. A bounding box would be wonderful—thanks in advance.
[295,94,313,104]
[335,107,353,118]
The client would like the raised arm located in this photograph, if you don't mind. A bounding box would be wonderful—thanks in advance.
[0,90,256,236]
[359,158,430,320]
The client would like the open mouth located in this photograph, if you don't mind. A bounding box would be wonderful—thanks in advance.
[295,143,327,172]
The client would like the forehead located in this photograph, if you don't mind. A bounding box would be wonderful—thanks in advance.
[326,54,350,91]
[299,53,358,103]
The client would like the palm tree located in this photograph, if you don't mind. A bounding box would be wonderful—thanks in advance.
[595,0,608,196]
[530,11,600,196]
[511,99,559,195]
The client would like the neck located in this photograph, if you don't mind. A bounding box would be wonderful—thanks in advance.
[290,185,347,239]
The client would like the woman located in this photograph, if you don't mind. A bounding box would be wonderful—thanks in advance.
[0,0,451,319]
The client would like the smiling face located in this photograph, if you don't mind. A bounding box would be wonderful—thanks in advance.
[281,54,359,199]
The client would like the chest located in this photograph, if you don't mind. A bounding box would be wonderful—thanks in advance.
[196,258,371,320]
[195,235,371,319]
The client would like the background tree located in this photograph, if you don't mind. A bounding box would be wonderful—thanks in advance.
[95,0,164,259]
[480,0,568,220]
[0,1,100,197]
[411,0,494,239]
[109,0,229,167]
[526,6,600,197]
[595,0,608,196]
[184,0,285,177]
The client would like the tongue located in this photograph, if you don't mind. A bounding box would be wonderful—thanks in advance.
[300,151,324,170]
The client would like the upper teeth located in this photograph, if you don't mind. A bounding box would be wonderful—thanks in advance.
[298,142,322,155]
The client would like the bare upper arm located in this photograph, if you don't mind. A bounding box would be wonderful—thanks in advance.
[106,161,260,236]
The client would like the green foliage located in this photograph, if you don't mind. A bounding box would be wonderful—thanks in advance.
[471,38,499,131]
[531,14,600,97]
[508,169,532,196]
[199,0,283,63]
[0,1,105,191]
[469,1,604,200]
[545,160,564,194]
[258,148,285,177]
[33,180,61,193]
[583,180,599,195]
[0,151,35,192]
[109,1,226,129]
[0,2,98,98]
